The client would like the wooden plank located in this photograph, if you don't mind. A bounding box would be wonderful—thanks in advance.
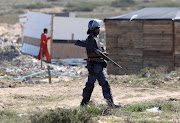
[143,21,173,35]
[51,43,87,59]
[143,50,172,58]
[143,47,172,51]
[117,21,143,26]
[143,30,173,34]
[143,44,172,48]
[106,29,119,34]
[143,47,172,50]
[117,26,143,31]
[105,20,119,25]
[23,36,40,47]
[174,22,180,26]
[143,37,172,41]
[106,39,118,45]
[144,41,172,45]
[143,33,172,37]
[144,20,172,25]
[144,25,172,29]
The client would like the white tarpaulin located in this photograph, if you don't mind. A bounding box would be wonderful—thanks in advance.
[53,17,91,40]
[23,11,51,39]
[21,11,52,56]
[21,43,40,56]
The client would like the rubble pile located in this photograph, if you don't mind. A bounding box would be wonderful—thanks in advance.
[0,23,88,83]
[0,23,22,61]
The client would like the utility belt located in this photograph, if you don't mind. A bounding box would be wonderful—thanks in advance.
[85,59,107,77]
[84,57,103,61]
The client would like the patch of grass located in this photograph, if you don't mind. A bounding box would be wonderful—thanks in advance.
[31,108,94,123]
[0,14,19,24]
[122,103,154,112]
[65,1,111,12]
[0,110,29,123]
[13,2,53,9]
[110,100,180,122]
[140,0,180,8]
[0,110,17,119]
[107,67,172,88]
[136,120,172,123]
[111,0,135,7]
[30,105,108,123]
[138,67,166,79]
[45,97,64,102]
[84,105,106,116]
[122,94,143,99]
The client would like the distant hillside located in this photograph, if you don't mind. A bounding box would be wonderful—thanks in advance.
[1,0,180,24]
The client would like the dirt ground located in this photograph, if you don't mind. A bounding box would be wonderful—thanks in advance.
[0,76,180,114]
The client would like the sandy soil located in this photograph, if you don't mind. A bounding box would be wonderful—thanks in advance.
[0,77,179,113]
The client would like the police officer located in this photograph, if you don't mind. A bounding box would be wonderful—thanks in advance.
[81,19,118,108]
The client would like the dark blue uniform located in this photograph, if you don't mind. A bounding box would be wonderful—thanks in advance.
[81,33,114,106]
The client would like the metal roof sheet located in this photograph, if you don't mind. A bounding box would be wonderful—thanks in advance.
[104,7,180,21]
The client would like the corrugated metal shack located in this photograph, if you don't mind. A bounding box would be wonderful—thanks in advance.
[104,7,180,75]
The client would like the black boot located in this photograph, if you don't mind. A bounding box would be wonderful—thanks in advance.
[106,99,121,108]
[80,99,89,107]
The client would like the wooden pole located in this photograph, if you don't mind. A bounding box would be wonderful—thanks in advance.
[47,65,52,84]
[72,33,74,40]
[49,14,55,61]
[172,21,175,71]
[40,48,43,69]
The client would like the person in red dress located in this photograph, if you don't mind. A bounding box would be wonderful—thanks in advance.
[36,28,51,62]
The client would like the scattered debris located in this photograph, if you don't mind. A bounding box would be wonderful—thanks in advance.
[166,73,177,76]
[146,107,161,113]
[0,103,5,108]
[169,98,178,101]
[0,23,88,85]
[143,73,151,78]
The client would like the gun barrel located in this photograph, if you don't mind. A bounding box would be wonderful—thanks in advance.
[94,49,122,69]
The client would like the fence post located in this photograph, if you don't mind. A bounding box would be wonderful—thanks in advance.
[47,65,52,84]
[40,48,43,69]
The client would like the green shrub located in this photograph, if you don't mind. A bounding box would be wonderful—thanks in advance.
[122,104,153,112]
[157,101,179,113]
[31,108,94,123]
[65,1,110,12]
[13,3,53,9]
[0,110,17,119]
[111,0,135,7]
[142,0,180,7]
[138,67,164,79]
[66,2,96,12]
[84,105,106,116]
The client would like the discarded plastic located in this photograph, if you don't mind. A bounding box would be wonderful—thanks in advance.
[166,73,177,76]
[146,107,161,113]
[13,70,47,80]
[1,70,80,81]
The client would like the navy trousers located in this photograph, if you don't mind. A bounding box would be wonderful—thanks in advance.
[82,63,113,104]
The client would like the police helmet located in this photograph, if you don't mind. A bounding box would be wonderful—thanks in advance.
[88,19,103,30]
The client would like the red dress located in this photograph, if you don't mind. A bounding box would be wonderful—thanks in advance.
[36,33,51,62]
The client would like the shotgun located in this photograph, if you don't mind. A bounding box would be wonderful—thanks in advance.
[75,40,122,68]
